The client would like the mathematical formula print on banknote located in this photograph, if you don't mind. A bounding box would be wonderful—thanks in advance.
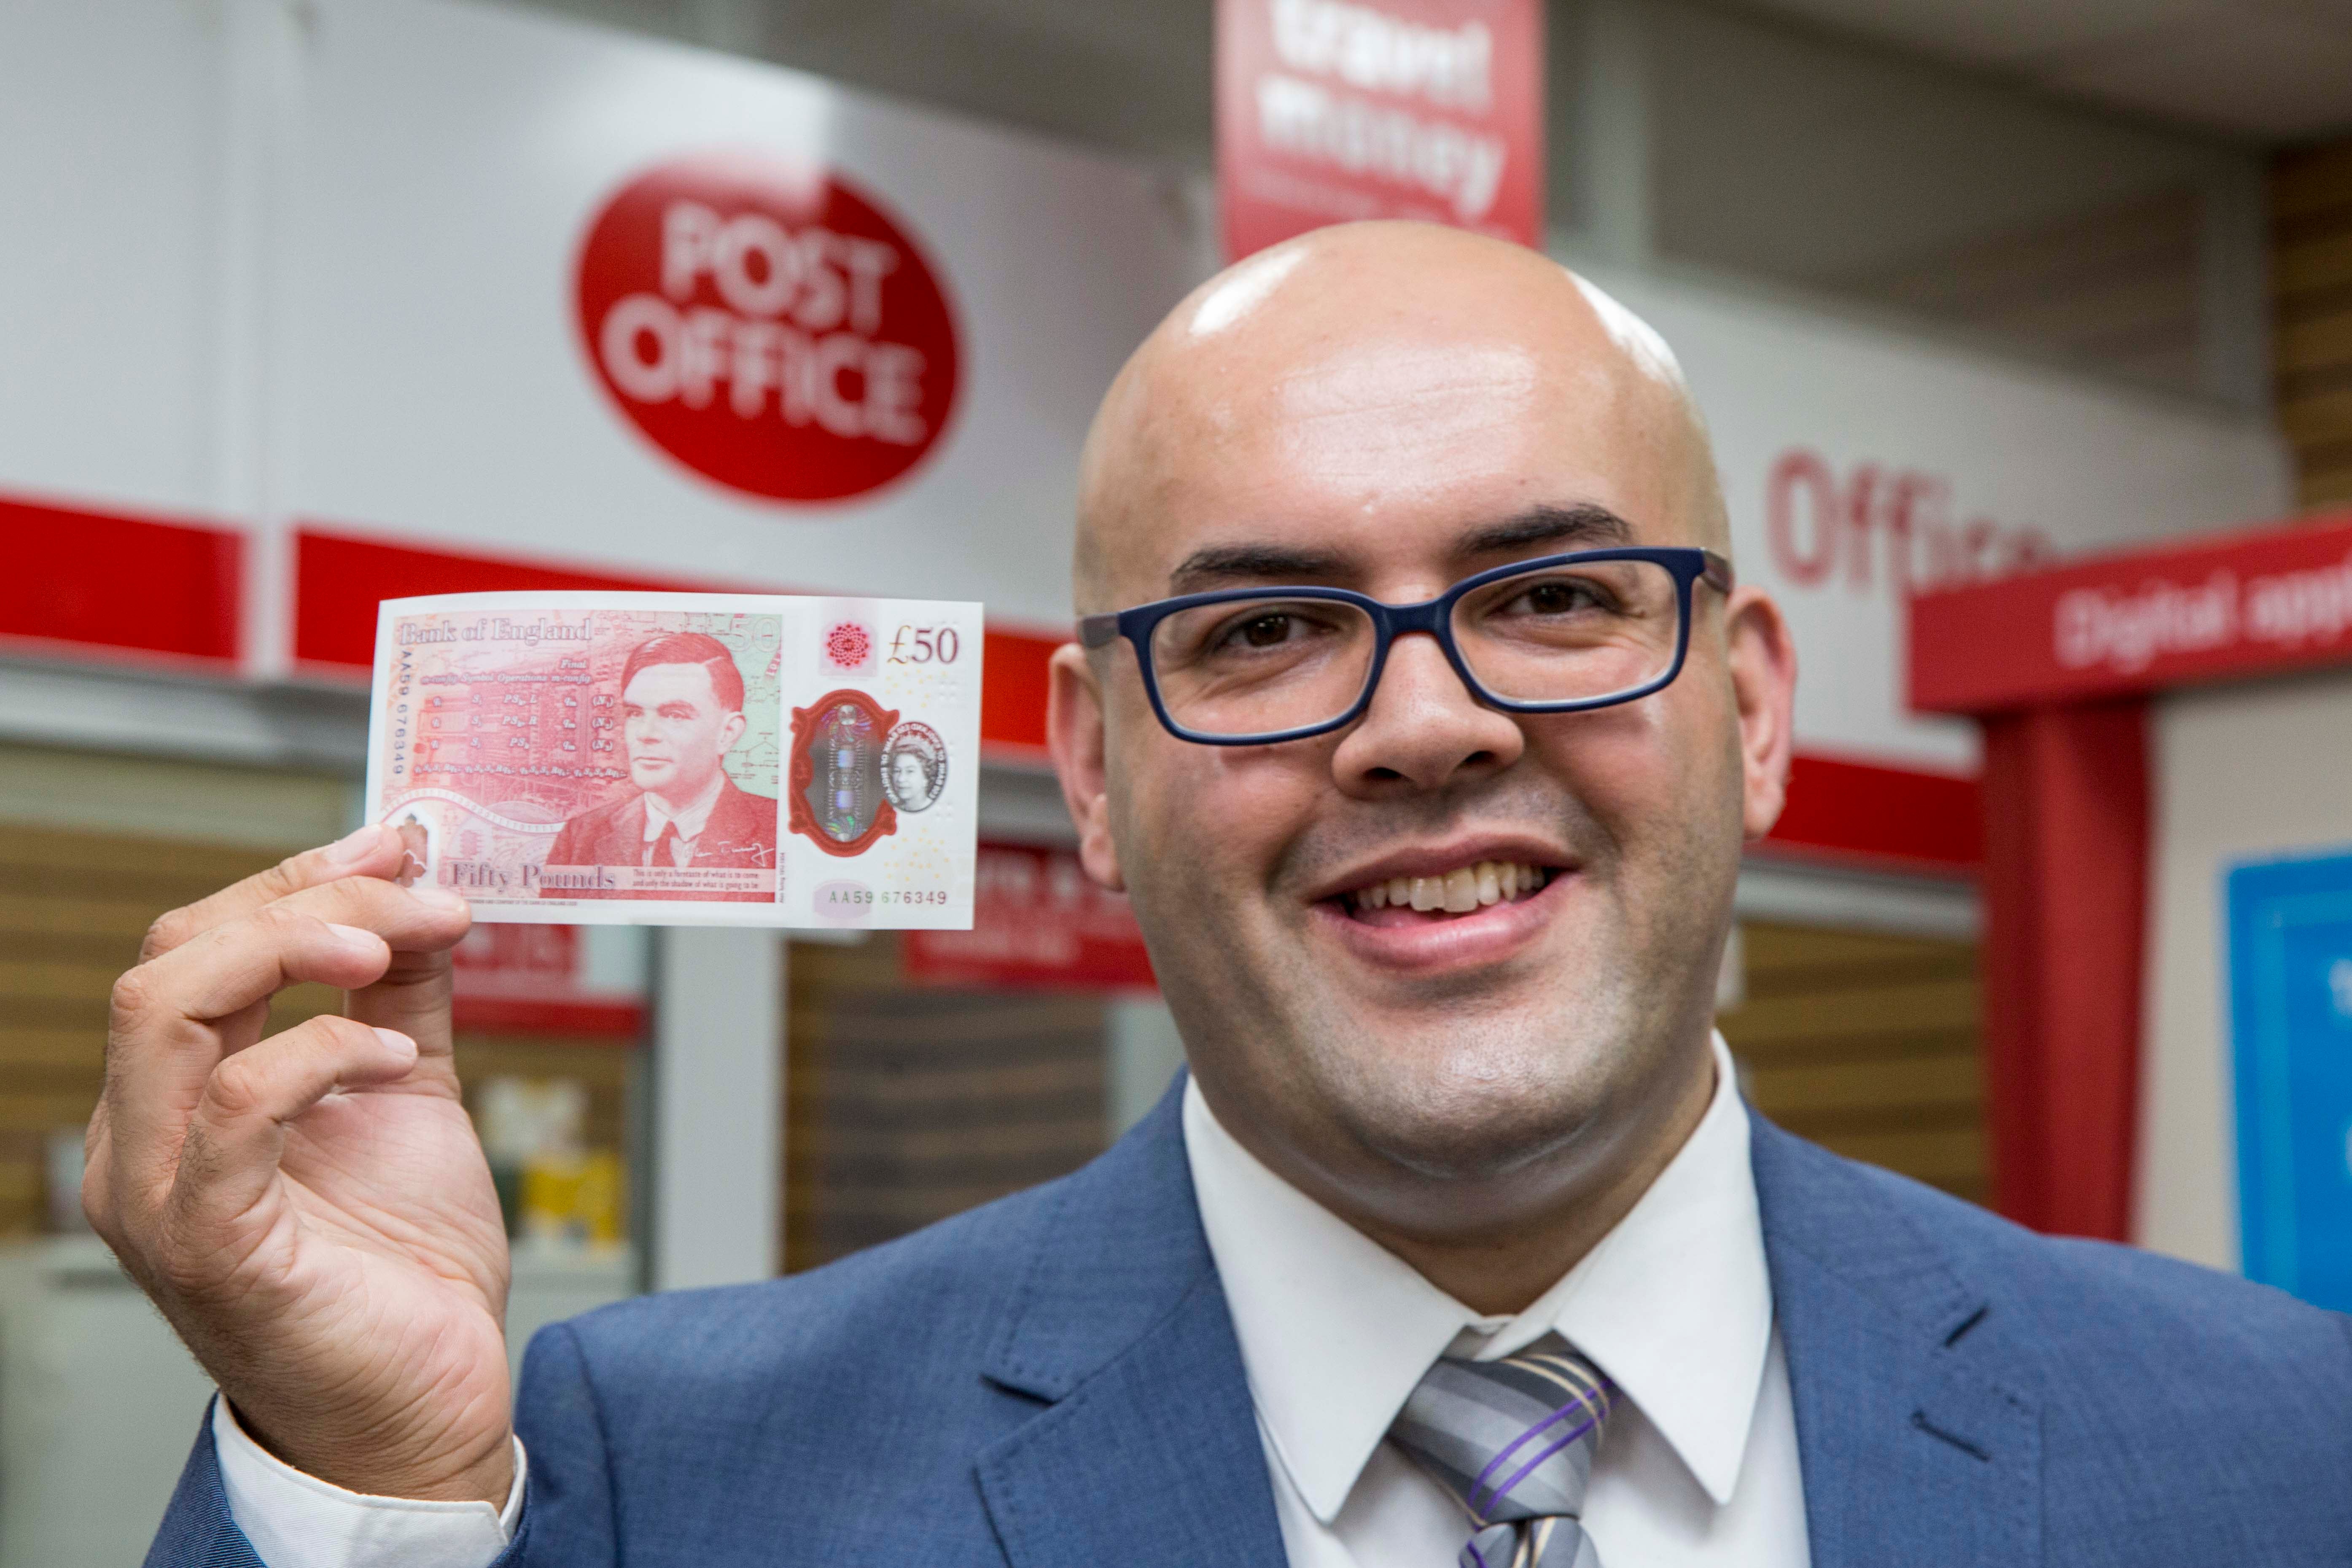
[364,592,982,929]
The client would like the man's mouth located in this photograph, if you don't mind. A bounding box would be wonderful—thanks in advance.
[1337,859,1552,924]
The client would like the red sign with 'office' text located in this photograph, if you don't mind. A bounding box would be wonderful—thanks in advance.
[1216,0,1544,260]
[576,151,961,503]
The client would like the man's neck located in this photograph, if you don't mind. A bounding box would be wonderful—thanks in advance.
[1221,1044,1720,1318]
[1371,1062,1712,1315]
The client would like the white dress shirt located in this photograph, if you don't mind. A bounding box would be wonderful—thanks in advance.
[640,771,726,866]
[1184,1033,1810,1568]
[217,1033,1806,1567]
[213,1399,520,1568]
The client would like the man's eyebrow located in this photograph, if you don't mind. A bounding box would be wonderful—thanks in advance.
[1455,503,1633,559]
[1167,543,1355,594]
[1161,504,1634,597]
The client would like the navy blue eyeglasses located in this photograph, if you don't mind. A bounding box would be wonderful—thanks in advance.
[1078,546,1734,746]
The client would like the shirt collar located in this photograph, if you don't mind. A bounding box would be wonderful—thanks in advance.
[1183,1032,1771,1520]
[641,771,726,842]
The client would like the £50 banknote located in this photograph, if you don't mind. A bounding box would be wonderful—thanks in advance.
[364,592,981,928]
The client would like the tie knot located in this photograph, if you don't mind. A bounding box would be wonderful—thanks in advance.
[1389,1334,1617,1528]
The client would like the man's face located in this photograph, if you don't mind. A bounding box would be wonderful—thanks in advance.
[1055,234,1792,1240]
[890,751,930,802]
[622,661,745,806]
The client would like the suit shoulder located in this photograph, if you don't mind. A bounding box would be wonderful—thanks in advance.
[544,1171,1062,1393]
[709,780,779,845]
[1799,1134,2352,1378]
[561,792,638,835]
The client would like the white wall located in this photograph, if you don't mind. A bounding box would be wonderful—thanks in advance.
[0,0,227,517]
[651,927,783,1288]
[1583,259,2291,775]
[2137,669,2352,1269]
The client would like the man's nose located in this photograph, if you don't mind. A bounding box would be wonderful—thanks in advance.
[1329,629,1523,793]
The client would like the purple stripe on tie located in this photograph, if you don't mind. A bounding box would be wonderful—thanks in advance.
[1461,1538,1492,1568]
[1481,1406,1606,1519]
[1465,1377,1616,1518]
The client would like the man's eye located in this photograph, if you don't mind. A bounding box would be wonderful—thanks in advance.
[1235,614,1294,648]
[1515,580,1602,615]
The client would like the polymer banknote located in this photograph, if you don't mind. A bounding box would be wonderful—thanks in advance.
[363,591,981,928]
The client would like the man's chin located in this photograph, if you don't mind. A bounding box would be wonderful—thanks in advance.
[1336,1064,1608,1188]
[1284,963,1645,1180]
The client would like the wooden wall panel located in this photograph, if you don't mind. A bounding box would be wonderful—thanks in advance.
[784,934,1107,1272]
[0,825,342,1234]
[1719,920,1988,1204]
[0,820,634,1238]
[2276,140,2352,510]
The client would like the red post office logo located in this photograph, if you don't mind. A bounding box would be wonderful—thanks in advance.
[575,151,961,503]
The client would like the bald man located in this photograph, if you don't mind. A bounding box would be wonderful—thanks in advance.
[114,225,2352,1568]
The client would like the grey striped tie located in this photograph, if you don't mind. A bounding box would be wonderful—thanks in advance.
[1387,1333,1617,1568]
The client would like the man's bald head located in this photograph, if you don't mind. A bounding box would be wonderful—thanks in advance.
[1074,221,1728,614]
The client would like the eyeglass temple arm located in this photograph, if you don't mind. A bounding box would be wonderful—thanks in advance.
[1701,551,1735,594]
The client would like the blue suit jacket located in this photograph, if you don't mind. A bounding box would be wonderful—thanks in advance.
[151,1084,2352,1566]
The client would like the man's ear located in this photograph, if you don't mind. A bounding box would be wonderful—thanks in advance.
[1047,642,1125,892]
[720,710,748,754]
[1723,587,1797,841]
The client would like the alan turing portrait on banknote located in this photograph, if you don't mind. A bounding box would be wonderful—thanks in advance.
[543,630,780,900]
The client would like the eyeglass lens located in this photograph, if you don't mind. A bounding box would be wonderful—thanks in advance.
[1144,559,1682,738]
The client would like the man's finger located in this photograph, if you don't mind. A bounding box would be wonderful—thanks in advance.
[105,879,468,1187]
[116,907,398,1037]
[127,878,471,1033]
[102,898,431,1207]
[142,825,410,961]
[102,919,382,1213]
[157,1017,420,1290]
[347,946,462,1068]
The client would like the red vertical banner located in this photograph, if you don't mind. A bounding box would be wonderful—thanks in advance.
[1978,700,2150,1241]
[1216,0,1545,261]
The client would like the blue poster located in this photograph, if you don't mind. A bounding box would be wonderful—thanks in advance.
[2226,850,2352,1311]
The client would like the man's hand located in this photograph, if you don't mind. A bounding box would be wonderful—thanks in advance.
[84,825,516,1506]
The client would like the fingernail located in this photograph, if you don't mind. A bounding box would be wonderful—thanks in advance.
[324,825,382,866]
[372,1027,418,1061]
[409,885,469,913]
[324,922,382,954]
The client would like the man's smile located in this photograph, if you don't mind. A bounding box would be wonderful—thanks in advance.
[1346,859,1551,918]
[1299,835,1578,975]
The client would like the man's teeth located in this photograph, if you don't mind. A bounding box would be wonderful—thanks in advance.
[1351,861,1549,914]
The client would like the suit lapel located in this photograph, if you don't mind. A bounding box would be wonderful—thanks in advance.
[1752,1117,2040,1568]
[613,795,649,865]
[975,1080,1287,1568]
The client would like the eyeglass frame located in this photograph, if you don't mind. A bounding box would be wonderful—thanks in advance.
[1077,545,1737,747]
